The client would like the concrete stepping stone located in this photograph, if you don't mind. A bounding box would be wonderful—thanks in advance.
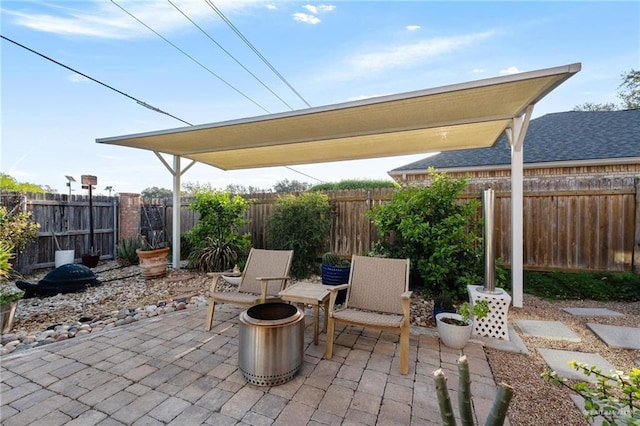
[515,319,581,342]
[562,307,623,317]
[537,348,616,383]
[587,323,640,350]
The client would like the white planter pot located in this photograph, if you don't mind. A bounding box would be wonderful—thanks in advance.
[55,250,75,268]
[436,312,473,349]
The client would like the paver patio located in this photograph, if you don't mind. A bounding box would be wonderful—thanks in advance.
[1,304,509,425]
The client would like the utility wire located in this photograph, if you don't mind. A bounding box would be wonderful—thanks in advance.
[205,0,312,108]
[0,34,193,126]
[110,0,270,114]
[168,0,294,110]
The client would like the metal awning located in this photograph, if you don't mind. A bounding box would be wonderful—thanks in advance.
[97,62,581,307]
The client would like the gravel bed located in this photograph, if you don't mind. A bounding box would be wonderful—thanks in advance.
[3,261,639,425]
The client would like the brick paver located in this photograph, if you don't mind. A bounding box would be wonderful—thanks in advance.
[1,304,507,425]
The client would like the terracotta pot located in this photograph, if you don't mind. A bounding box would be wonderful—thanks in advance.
[136,247,170,279]
[0,301,18,334]
[436,312,473,349]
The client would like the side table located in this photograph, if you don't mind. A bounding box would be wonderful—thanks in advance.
[279,282,331,345]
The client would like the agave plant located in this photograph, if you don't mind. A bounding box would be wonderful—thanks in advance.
[187,236,242,273]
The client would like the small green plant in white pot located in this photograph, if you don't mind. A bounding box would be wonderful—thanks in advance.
[436,300,489,349]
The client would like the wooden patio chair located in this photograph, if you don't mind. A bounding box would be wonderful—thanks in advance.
[325,255,412,374]
[204,248,294,331]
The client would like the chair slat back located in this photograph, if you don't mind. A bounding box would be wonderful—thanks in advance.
[346,255,410,315]
[238,249,293,296]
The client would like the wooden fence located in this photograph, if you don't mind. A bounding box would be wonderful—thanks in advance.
[4,175,639,274]
[1,192,117,272]
[159,176,639,273]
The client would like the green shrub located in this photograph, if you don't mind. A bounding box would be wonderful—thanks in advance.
[0,241,14,281]
[523,270,640,301]
[0,205,40,254]
[186,190,251,272]
[368,169,483,299]
[265,192,331,279]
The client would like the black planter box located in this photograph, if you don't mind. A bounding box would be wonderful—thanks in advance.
[321,264,350,305]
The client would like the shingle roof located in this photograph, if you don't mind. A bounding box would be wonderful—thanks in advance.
[391,109,640,172]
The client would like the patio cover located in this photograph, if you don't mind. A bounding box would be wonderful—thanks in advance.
[97,62,581,307]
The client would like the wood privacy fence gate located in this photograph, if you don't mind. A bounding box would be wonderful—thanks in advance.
[3,175,639,274]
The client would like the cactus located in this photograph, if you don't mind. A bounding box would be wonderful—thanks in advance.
[434,355,514,426]
[322,252,343,266]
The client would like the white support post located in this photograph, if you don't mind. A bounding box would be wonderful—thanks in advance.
[172,156,181,269]
[505,105,533,308]
[153,152,196,269]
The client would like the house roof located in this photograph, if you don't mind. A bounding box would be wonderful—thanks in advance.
[389,109,640,173]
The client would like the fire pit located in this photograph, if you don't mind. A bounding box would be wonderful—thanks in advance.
[238,303,305,386]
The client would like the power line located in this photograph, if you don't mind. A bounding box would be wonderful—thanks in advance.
[0,34,193,126]
[167,0,295,110]
[205,0,312,108]
[110,0,270,114]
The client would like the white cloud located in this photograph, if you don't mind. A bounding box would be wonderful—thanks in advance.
[406,25,421,31]
[472,68,485,73]
[2,0,264,39]
[499,66,521,75]
[68,74,89,83]
[266,4,277,10]
[349,31,495,75]
[293,13,321,25]
[318,5,336,12]
[304,5,319,14]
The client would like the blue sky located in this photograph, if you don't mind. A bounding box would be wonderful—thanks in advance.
[2,1,638,195]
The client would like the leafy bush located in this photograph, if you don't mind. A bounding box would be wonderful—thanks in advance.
[523,270,640,301]
[0,241,14,281]
[186,190,251,272]
[0,205,40,256]
[310,179,398,191]
[368,169,482,299]
[543,362,639,425]
[265,192,331,279]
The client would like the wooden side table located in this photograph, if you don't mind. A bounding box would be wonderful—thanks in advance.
[279,282,332,345]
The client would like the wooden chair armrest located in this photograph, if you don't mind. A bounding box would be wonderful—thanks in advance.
[258,276,290,303]
[327,283,351,314]
[206,272,224,293]
[401,291,412,325]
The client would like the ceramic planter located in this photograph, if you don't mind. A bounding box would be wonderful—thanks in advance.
[321,264,350,304]
[436,312,473,349]
[136,247,170,279]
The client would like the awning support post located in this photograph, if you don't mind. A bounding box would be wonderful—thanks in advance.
[154,152,196,269]
[505,105,533,308]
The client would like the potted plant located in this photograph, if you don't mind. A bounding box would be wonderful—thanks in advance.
[136,231,170,279]
[0,241,23,333]
[321,252,350,304]
[436,299,489,349]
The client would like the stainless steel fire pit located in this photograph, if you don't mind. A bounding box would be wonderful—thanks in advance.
[238,303,305,386]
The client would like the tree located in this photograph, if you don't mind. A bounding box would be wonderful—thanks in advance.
[104,186,114,196]
[141,187,172,198]
[618,68,640,109]
[0,174,46,193]
[573,69,639,111]
[272,179,311,193]
[572,102,617,112]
